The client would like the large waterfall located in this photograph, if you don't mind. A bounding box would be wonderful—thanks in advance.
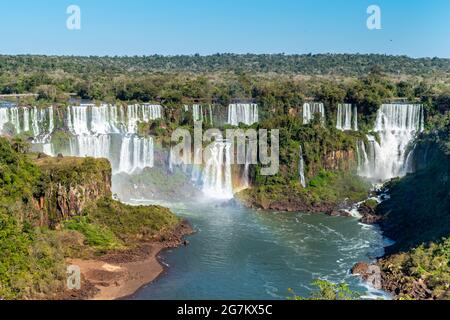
[66,104,161,173]
[118,135,154,173]
[0,104,161,175]
[336,104,358,131]
[0,105,55,154]
[357,104,424,182]
[201,140,233,199]
[303,103,325,125]
[228,103,259,126]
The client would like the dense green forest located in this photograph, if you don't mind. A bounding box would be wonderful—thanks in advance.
[0,54,449,108]
[1,54,449,75]
[0,53,449,300]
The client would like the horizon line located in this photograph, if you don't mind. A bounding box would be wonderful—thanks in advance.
[0,52,449,60]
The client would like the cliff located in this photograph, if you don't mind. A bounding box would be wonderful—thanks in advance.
[376,139,450,255]
[353,120,450,300]
[0,139,186,300]
[34,156,112,227]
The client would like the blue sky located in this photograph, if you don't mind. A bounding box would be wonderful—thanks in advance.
[0,0,449,57]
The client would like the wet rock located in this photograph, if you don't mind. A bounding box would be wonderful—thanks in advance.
[351,262,370,278]
[328,209,352,217]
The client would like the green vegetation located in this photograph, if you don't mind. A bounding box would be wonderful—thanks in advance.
[378,238,450,300]
[238,170,370,212]
[0,54,449,111]
[0,54,448,78]
[64,216,122,251]
[0,137,181,299]
[86,197,179,242]
[377,124,450,254]
[236,113,370,211]
[288,280,360,300]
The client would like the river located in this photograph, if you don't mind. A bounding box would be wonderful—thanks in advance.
[129,198,387,300]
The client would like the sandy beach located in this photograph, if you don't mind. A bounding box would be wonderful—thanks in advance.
[64,222,193,300]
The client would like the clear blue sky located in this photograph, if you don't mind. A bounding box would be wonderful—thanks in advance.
[1,0,449,58]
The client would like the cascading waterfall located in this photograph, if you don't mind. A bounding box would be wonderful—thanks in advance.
[202,140,233,199]
[72,134,111,158]
[241,138,257,189]
[0,106,55,153]
[190,147,203,183]
[303,102,325,125]
[228,103,259,126]
[118,135,154,174]
[192,104,203,122]
[357,104,424,181]
[127,104,162,133]
[66,104,160,173]
[336,103,358,131]
[299,145,306,188]
[191,104,214,125]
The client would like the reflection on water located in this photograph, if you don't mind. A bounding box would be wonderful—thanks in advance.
[130,198,387,300]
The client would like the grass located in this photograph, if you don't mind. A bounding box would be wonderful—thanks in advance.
[64,216,123,250]
[86,197,180,242]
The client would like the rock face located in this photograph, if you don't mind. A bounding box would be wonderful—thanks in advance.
[35,157,112,226]
[324,150,357,172]
[358,200,382,224]
[306,150,357,178]
[351,262,371,279]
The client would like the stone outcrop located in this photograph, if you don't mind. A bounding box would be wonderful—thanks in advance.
[35,156,112,226]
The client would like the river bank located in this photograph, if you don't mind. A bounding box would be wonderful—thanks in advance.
[60,221,193,300]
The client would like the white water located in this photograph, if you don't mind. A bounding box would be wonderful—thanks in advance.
[202,140,233,199]
[0,106,55,151]
[66,104,160,173]
[299,145,306,188]
[228,103,258,126]
[118,135,154,174]
[303,102,325,125]
[127,104,162,133]
[357,104,424,182]
[191,104,214,125]
[336,104,358,131]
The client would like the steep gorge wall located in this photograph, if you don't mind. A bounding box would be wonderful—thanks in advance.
[34,156,112,227]
[376,138,450,254]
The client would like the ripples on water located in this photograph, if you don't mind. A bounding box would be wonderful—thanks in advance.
[129,198,388,300]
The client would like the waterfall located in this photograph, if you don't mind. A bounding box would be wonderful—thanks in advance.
[336,104,357,131]
[91,104,120,134]
[228,103,259,126]
[71,134,111,158]
[42,143,54,156]
[357,104,424,181]
[127,104,162,133]
[241,138,257,189]
[68,105,90,135]
[303,102,325,125]
[191,104,214,125]
[353,105,358,131]
[191,147,203,183]
[0,103,158,174]
[202,140,233,199]
[192,104,203,122]
[0,106,54,149]
[66,104,158,173]
[118,136,154,174]
[22,108,30,132]
[299,145,306,188]
[0,106,22,134]
[0,108,9,133]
